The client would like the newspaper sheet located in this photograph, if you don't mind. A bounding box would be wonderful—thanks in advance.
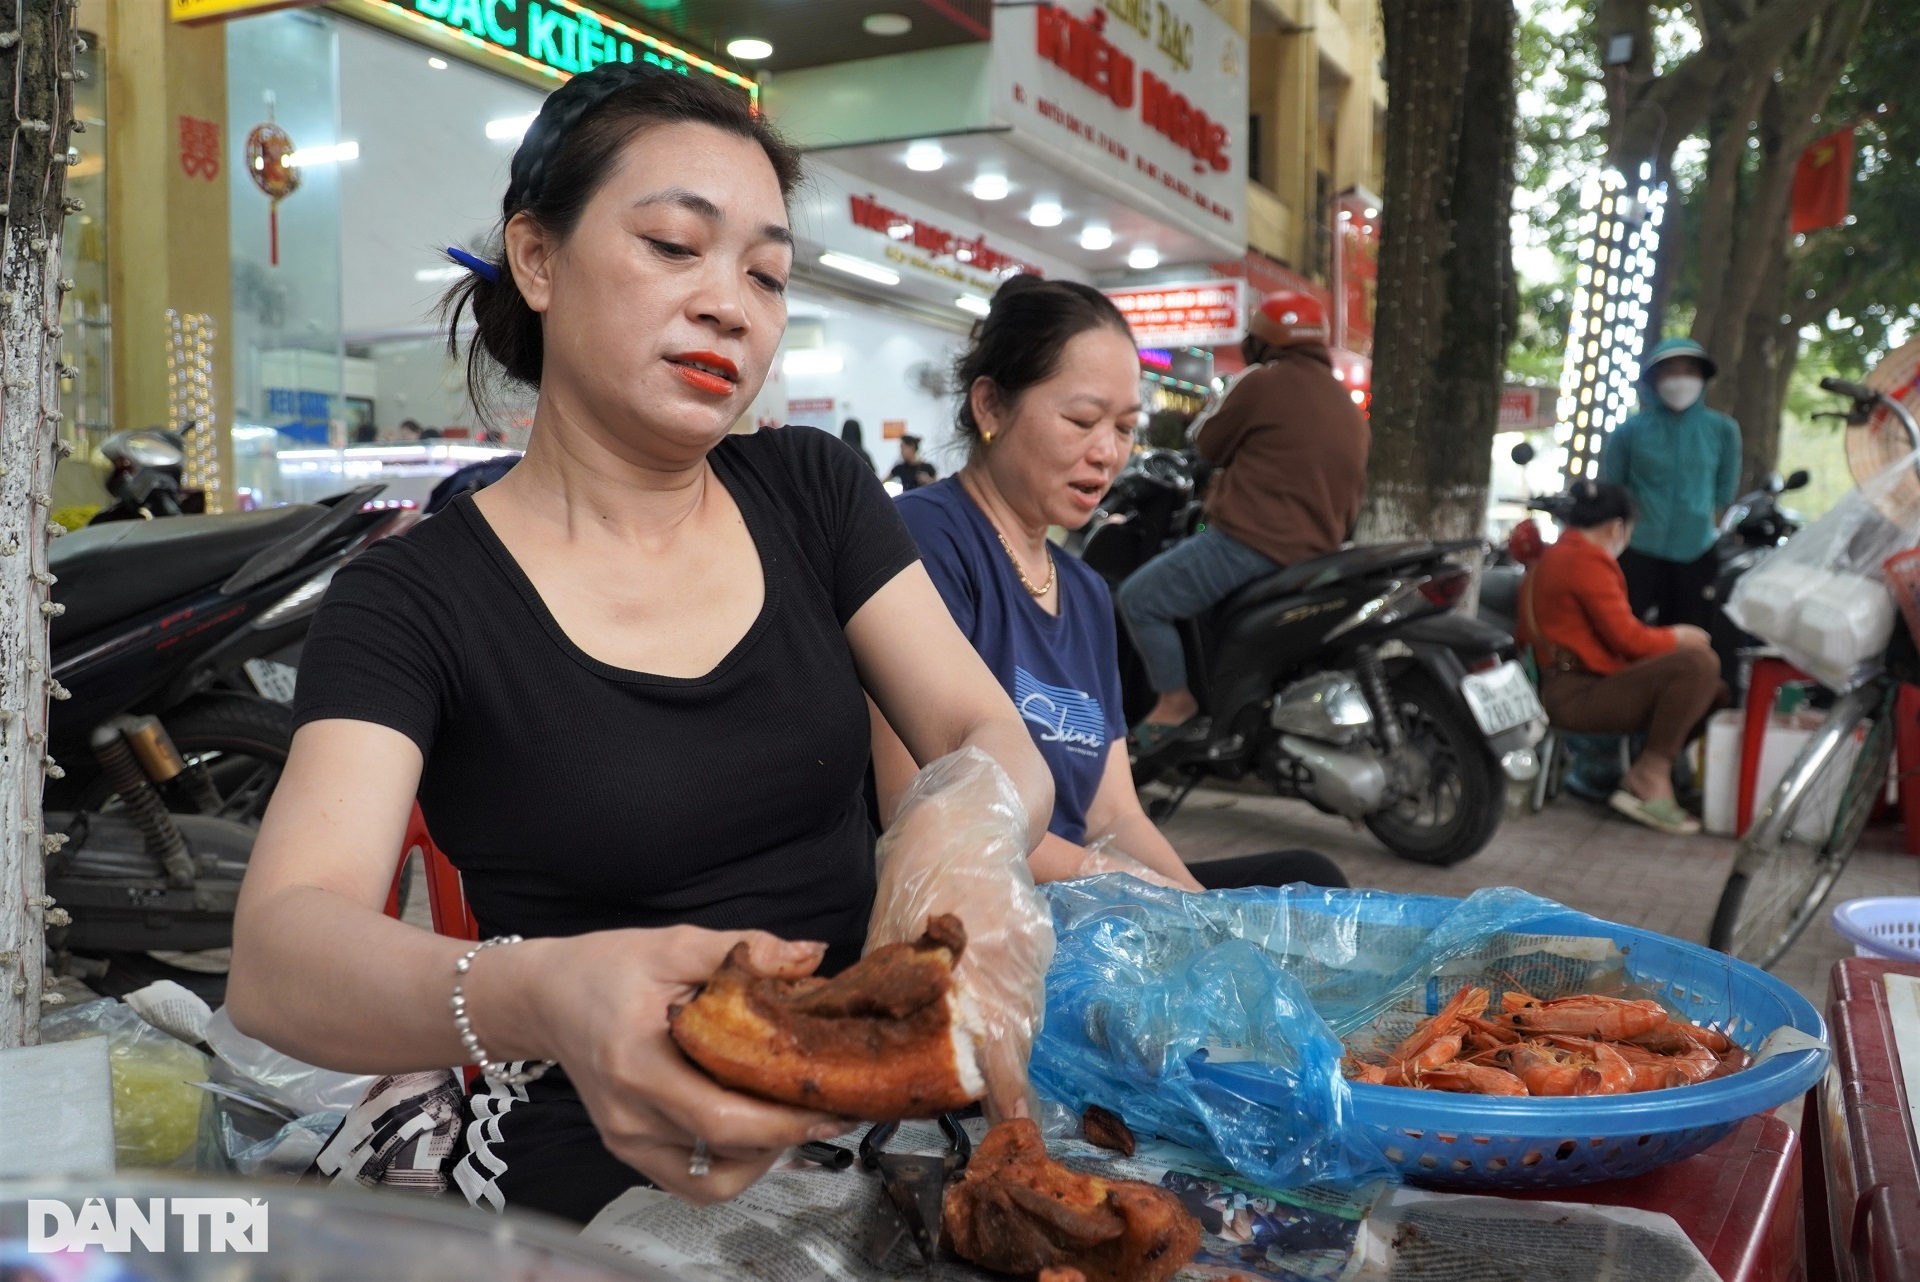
[580,1118,1375,1282]
[1347,1188,1715,1282]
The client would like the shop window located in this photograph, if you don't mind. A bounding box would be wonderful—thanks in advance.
[1248,112,1264,187]
[59,30,107,458]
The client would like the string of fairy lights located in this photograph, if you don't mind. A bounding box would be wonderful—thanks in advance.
[167,310,219,506]
[1555,162,1669,479]
[0,0,82,1021]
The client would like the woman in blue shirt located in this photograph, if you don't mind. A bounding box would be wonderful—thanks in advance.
[872,275,1345,893]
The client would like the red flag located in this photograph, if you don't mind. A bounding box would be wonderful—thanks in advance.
[1791,127,1855,233]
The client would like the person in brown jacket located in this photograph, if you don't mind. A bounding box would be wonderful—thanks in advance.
[1118,290,1371,749]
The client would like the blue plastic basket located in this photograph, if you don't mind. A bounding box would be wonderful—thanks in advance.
[1830,896,1920,961]
[1189,908,1829,1191]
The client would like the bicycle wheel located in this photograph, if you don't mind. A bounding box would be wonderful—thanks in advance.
[1709,681,1894,969]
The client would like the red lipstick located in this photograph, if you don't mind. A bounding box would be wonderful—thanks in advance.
[666,350,740,397]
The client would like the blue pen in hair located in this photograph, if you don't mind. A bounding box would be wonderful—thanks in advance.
[446,246,499,283]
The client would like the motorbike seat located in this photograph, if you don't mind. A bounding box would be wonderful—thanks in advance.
[1218,541,1436,615]
[50,506,324,647]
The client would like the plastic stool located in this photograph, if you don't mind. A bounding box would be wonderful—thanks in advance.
[384,804,479,940]
[1738,657,1814,836]
[1900,685,1920,855]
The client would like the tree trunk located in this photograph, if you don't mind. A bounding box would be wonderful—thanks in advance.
[1,0,76,1051]
[1362,0,1516,541]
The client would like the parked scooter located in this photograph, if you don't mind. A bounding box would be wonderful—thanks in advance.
[87,426,205,523]
[1083,449,1543,866]
[41,484,407,998]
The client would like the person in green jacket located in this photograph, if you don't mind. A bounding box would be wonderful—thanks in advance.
[1598,336,1742,630]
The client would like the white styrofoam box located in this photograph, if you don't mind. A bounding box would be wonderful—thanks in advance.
[1702,709,1744,836]
[1789,572,1897,671]
[0,1037,114,1178]
[1733,565,1802,638]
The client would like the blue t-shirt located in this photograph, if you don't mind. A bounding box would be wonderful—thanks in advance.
[896,479,1126,843]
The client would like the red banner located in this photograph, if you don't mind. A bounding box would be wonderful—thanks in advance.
[1791,127,1854,234]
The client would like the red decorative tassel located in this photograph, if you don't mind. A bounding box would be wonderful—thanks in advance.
[269,203,279,266]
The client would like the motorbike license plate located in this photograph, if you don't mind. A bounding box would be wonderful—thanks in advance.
[1460,661,1544,737]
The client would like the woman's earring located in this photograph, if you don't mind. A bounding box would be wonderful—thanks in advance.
[980,428,994,446]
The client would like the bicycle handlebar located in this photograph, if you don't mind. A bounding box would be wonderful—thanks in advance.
[1821,375,1878,402]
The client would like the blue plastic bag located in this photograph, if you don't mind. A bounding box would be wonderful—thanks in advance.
[1029,879,1568,1189]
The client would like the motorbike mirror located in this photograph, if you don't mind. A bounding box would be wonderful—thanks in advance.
[1784,468,1810,491]
[1510,442,1535,466]
[1765,472,1785,495]
[106,428,185,470]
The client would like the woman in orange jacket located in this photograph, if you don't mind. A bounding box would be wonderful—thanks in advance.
[1520,481,1727,835]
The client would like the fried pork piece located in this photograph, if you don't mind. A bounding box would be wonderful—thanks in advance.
[1037,1269,1087,1282]
[668,914,983,1119]
[1081,1105,1136,1157]
[944,1119,1202,1282]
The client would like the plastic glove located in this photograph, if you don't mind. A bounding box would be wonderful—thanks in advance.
[867,747,1055,1123]
[1074,836,1194,891]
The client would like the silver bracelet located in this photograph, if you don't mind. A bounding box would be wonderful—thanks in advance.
[451,935,554,1087]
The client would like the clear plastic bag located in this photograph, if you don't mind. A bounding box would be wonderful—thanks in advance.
[867,746,1054,1121]
[1027,881,1568,1189]
[38,997,211,1170]
[203,1006,377,1118]
[1072,835,1191,890]
[1725,452,1920,691]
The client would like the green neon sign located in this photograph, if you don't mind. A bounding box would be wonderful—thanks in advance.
[365,0,758,100]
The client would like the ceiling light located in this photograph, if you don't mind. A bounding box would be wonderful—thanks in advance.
[286,141,359,168]
[1126,246,1160,270]
[727,37,773,61]
[1364,206,1379,219]
[905,142,945,172]
[1028,201,1063,228]
[486,114,536,142]
[955,294,991,317]
[414,265,465,282]
[1079,225,1113,251]
[863,12,913,36]
[819,251,898,286]
[427,57,448,70]
[971,173,1009,201]
[783,349,845,376]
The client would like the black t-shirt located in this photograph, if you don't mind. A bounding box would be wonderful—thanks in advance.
[889,461,937,491]
[294,427,920,972]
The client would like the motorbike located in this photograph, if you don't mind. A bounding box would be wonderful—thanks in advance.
[1082,449,1543,866]
[40,482,407,998]
[87,426,205,523]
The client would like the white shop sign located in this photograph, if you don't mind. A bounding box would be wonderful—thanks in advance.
[992,0,1247,256]
[793,163,1084,304]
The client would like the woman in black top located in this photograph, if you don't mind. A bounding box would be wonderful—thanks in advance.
[225,65,1052,1224]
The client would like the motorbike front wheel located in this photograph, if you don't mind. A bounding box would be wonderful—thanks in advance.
[1363,669,1505,866]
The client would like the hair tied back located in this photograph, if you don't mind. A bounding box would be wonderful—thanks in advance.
[447,246,499,284]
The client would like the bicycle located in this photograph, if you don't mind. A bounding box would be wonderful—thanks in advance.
[1708,376,1920,970]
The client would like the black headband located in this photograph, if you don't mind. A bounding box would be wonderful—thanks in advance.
[505,60,671,215]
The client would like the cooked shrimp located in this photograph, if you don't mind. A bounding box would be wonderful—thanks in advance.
[1499,992,1668,1041]
[1417,1062,1529,1097]
[1392,987,1491,1071]
[1502,1038,1633,1096]
[1611,1041,1693,1092]
[1625,1019,1734,1056]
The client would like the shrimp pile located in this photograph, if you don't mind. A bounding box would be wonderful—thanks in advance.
[1342,986,1751,1097]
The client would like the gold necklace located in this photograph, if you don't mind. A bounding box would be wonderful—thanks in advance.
[993,527,1056,598]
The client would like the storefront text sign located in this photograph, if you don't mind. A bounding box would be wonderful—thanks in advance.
[848,194,1043,280]
[1500,387,1548,430]
[1106,280,1244,347]
[994,0,1247,256]
[341,0,756,102]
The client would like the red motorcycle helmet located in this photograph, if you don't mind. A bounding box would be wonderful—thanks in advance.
[1507,517,1547,565]
[1247,289,1330,347]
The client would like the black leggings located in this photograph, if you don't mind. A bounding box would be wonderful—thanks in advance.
[1190,849,1349,890]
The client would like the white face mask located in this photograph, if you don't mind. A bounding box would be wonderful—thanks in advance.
[1656,375,1704,412]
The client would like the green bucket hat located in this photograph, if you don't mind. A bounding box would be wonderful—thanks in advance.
[1642,335,1718,381]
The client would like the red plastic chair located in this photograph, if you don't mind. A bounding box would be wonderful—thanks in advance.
[384,803,479,940]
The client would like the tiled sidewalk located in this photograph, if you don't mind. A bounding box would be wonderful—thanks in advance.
[1164,783,1920,1005]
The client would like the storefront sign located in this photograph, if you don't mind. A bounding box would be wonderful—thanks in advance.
[1501,387,1547,429]
[171,0,324,21]
[995,0,1246,255]
[341,0,756,102]
[795,163,1081,309]
[1331,191,1379,358]
[883,420,908,440]
[848,194,1043,280]
[787,398,835,415]
[1106,279,1243,347]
